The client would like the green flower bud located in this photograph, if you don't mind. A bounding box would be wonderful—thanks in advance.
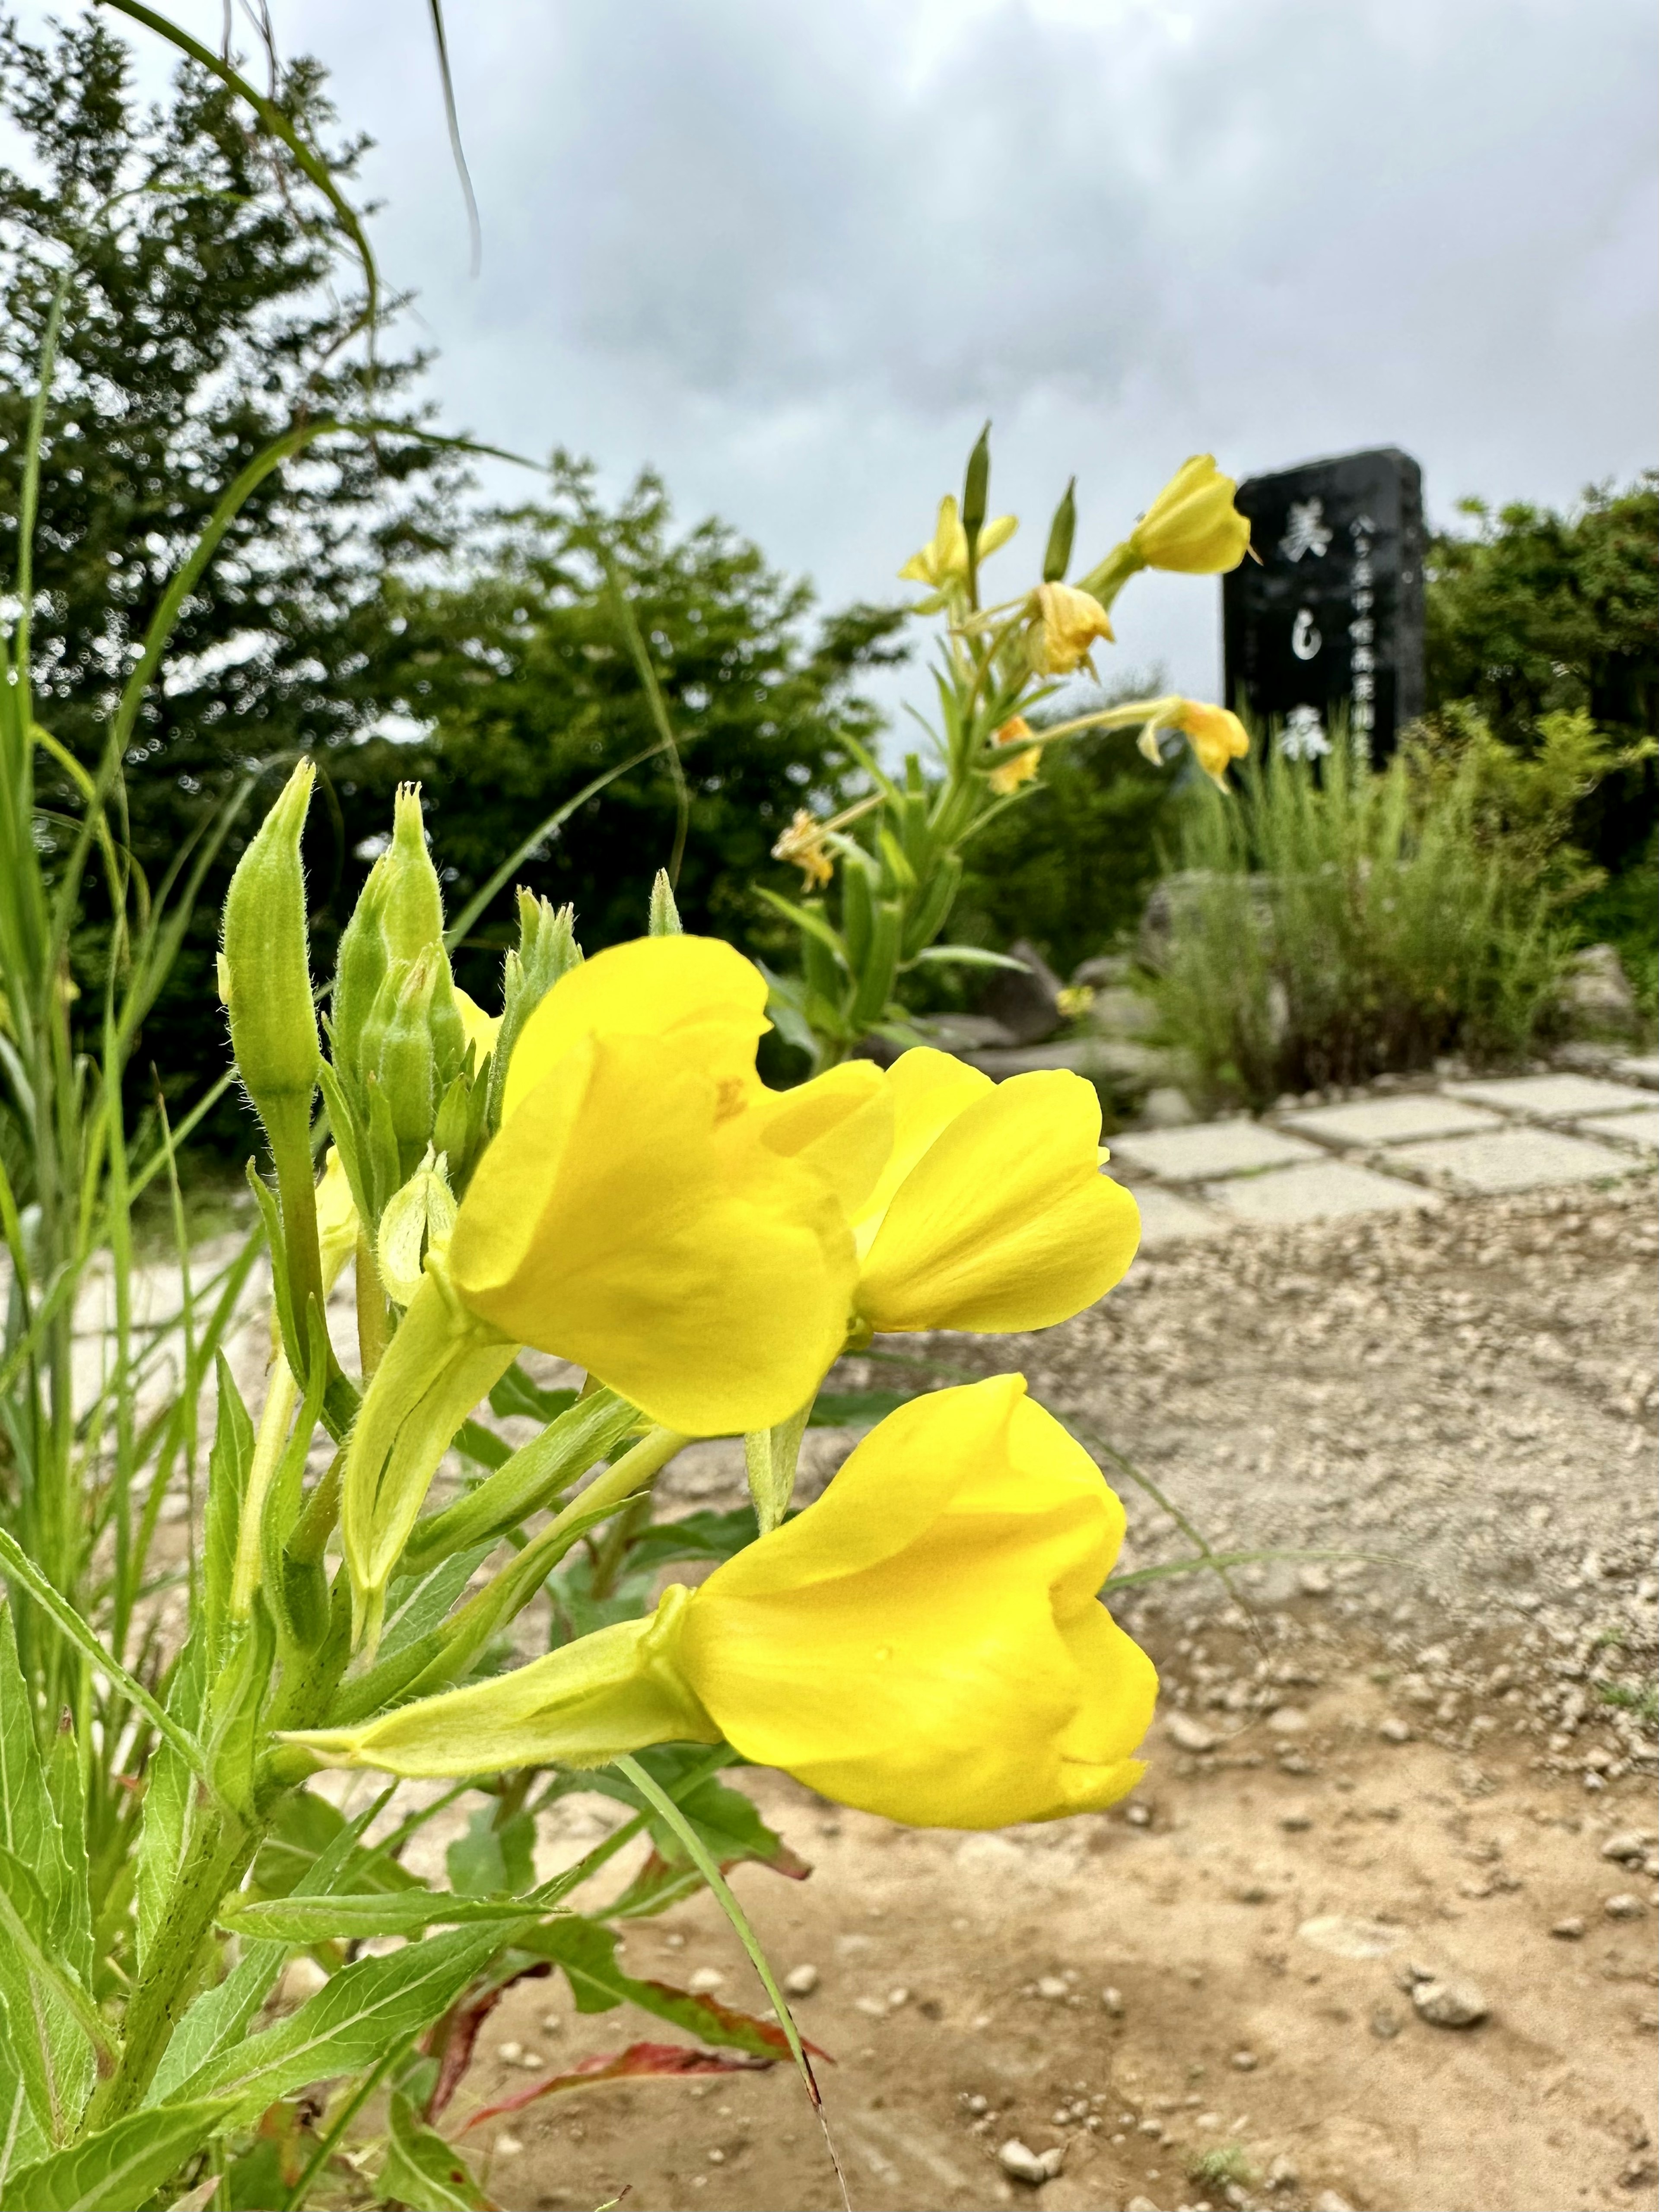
[329,870,390,1087]
[648,868,683,937]
[221,759,321,1112]
[378,951,439,1162]
[962,420,992,545]
[381,784,446,967]
[1042,476,1077,584]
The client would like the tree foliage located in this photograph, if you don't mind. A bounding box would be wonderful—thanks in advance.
[0,14,458,1120]
[333,458,906,1016]
[1424,475,1659,871]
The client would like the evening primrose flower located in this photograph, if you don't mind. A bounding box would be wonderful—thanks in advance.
[1024,582,1115,676]
[987,715,1042,795]
[288,1375,1158,1830]
[899,495,1018,604]
[760,1046,1139,1335]
[1133,696,1251,789]
[341,935,857,1650]
[1130,455,1250,574]
[772,808,835,890]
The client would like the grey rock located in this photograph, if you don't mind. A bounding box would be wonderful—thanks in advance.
[1377,1716,1413,1743]
[783,1963,820,1996]
[1166,1711,1220,1754]
[1551,1915,1586,1939]
[963,1036,1165,1086]
[1410,1974,1489,2028]
[1559,943,1636,1033]
[908,1012,1020,1053]
[1370,2003,1404,2039]
[1078,984,1160,1039]
[1072,953,1133,990]
[1140,1084,1198,1128]
[1601,1830,1658,1864]
[1603,1892,1645,1920]
[981,940,1066,1044]
[1313,2195,1357,2212]
[998,2138,1065,2184]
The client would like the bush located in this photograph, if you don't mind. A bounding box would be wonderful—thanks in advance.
[1146,734,1572,1108]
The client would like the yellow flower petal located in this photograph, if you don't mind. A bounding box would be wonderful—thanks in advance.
[1025,582,1115,675]
[454,985,502,1067]
[851,1048,992,1254]
[676,1375,1157,1827]
[502,935,769,1126]
[1132,455,1251,574]
[856,1068,1139,1332]
[756,1059,894,1217]
[451,1027,855,1436]
[1177,698,1251,787]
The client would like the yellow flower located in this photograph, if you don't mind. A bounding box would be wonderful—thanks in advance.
[1134,696,1251,789]
[454,986,501,1068]
[988,715,1042,795]
[316,1145,359,1290]
[761,1045,1140,1334]
[449,934,856,1437]
[1131,455,1251,574]
[291,1376,1157,1830]
[898,495,1018,597]
[1024,582,1115,675]
[772,808,835,890]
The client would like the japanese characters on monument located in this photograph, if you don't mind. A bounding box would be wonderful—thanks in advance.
[1221,448,1425,765]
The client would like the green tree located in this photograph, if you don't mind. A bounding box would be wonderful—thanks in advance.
[0,14,458,1124]
[336,457,906,1020]
[1424,475,1659,871]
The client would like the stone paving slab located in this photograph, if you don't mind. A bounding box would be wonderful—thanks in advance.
[1106,1119,1322,1181]
[1614,1054,1659,1089]
[1279,1094,1504,1147]
[1574,1108,1659,1152]
[1389,1126,1646,1195]
[1126,1184,1228,1246]
[1443,1073,1653,1119]
[1202,1159,1442,1226]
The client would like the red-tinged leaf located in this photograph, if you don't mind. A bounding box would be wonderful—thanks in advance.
[629,1977,833,2066]
[461,2042,772,2132]
[528,1916,831,2065]
[422,1962,551,2122]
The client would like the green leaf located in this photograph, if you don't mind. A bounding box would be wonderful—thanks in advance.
[751,883,848,963]
[379,2091,489,2211]
[0,2015,50,2185]
[905,943,1029,969]
[446,1803,536,1897]
[377,1545,494,1667]
[44,1730,92,1993]
[1,2097,232,2212]
[582,1748,807,1890]
[623,1506,761,1575]
[487,1369,578,1426]
[165,1924,514,2124]
[451,1420,511,1470]
[807,1389,913,1427]
[203,1353,254,1663]
[220,1892,539,1945]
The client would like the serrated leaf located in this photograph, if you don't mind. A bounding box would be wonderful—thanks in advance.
[0,1842,95,2145]
[379,2092,489,2211]
[221,1892,538,1945]
[528,1920,819,2063]
[168,1924,515,2123]
[461,2040,771,2134]
[1,2096,231,2212]
[446,1804,535,1898]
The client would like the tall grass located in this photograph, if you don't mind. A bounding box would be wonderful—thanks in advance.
[1147,734,1571,1109]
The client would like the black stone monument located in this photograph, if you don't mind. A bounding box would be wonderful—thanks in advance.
[1222,447,1424,765]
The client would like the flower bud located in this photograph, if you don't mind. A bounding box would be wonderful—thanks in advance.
[1042,477,1077,583]
[380,784,445,967]
[961,420,992,544]
[377,950,439,1160]
[1130,454,1251,574]
[1024,582,1115,676]
[376,1147,458,1306]
[648,868,683,936]
[221,760,321,1113]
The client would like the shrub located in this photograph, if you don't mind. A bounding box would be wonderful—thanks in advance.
[1146,732,1572,1108]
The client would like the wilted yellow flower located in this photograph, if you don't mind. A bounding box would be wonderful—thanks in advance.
[898,495,1018,597]
[772,808,835,890]
[988,715,1042,795]
[1024,582,1115,676]
[1134,696,1251,789]
[1131,455,1250,574]
[450,935,855,1437]
[762,1046,1139,1335]
[289,1375,1158,1829]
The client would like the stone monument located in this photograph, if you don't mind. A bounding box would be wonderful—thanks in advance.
[1222,447,1425,765]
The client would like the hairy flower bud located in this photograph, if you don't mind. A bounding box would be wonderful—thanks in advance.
[221,760,321,1113]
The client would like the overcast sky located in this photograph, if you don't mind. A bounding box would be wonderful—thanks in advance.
[56,0,1659,704]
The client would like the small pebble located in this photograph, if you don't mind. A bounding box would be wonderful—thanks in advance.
[1166,1712,1220,1754]
[687,1966,726,1994]
[1411,1975,1489,2028]
[494,2133,524,2158]
[1266,2154,1299,2188]
[1268,1707,1308,1735]
[1551,1916,1586,1940]
[496,2040,522,2065]
[1036,1975,1069,2000]
[1101,1986,1125,2015]
[276,1956,328,2007]
[1126,1803,1152,1827]
[997,2138,1064,2184]
[1605,1893,1645,1920]
[1298,1563,1333,1595]
[1313,2194,1356,2212]
[1370,2003,1403,2039]
[1602,1830,1657,1863]
[1280,1810,1313,1833]
[783,1963,820,1997]
[539,2011,565,2035]
[966,2094,989,2115]
[1231,2050,1259,2071]
[887,1986,911,2008]
[707,2147,725,2165]
[1126,2198,1161,2212]
[1378,1716,1413,1743]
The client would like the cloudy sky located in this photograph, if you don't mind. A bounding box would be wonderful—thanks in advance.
[73,0,1659,702]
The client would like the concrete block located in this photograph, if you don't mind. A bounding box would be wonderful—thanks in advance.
[1204,1160,1441,1225]
[1390,1126,1646,1194]
[1128,1185,1229,1246]
[1280,1094,1503,1147]
[1574,1109,1659,1152]
[1443,1073,1653,1119]
[1107,1119,1322,1181]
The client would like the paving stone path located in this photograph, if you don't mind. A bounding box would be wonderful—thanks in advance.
[1109,1058,1659,1246]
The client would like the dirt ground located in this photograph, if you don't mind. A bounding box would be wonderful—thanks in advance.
[429,1175,1659,2212]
